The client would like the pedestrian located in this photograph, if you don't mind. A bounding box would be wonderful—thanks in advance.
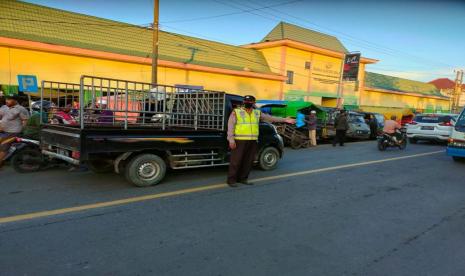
[307,110,317,146]
[296,111,306,128]
[0,95,30,168]
[227,95,294,187]
[332,109,349,147]
[368,115,378,139]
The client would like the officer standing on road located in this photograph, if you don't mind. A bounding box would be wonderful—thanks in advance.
[307,110,317,147]
[332,109,349,147]
[227,95,294,187]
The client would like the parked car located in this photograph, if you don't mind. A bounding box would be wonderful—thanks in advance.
[406,113,458,143]
[346,112,371,140]
[325,110,370,140]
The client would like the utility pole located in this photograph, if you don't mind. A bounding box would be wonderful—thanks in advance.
[151,0,159,87]
[452,69,464,114]
[336,54,346,109]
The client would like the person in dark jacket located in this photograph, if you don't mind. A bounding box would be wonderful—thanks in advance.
[332,109,349,146]
[368,115,378,139]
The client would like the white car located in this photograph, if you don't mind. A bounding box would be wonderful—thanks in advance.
[406,113,458,143]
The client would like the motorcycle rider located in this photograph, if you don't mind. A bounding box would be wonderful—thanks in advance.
[0,95,30,169]
[383,115,402,143]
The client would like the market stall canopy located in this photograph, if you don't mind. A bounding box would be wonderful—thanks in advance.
[256,100,287,114]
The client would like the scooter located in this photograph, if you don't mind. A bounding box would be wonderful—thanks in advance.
[377,128,407,151]
[5,137,44,173]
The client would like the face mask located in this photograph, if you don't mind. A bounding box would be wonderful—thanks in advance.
[244,103,254,108]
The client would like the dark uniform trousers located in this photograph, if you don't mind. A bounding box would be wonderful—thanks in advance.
[333,130,347,146]
[227,140,258,184]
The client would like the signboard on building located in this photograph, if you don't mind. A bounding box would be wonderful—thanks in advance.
[310,60,340,95]
[343,53,361,81]
[17,75,38,93]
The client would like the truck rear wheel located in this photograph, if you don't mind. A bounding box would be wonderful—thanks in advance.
[259,147,280,171]
[125,154,166,187]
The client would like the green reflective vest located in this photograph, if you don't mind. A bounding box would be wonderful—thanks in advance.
[234,108,260,140]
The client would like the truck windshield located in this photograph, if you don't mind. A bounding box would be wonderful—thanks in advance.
[455,110,465,132]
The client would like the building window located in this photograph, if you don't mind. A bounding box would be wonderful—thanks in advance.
[286,71,294,84]
[305,61,311,69]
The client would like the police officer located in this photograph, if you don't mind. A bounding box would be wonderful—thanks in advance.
[227,95,294,187]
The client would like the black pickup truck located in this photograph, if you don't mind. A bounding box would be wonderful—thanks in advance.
[40,76,284,187]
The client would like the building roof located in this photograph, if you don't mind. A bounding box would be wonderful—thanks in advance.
[0,0,273,74]
[429,78,465,90]
[429,78,455,90]
[365,72,446,98]
[261,22,347,53]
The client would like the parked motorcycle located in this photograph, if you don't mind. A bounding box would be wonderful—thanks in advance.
[6,137,67,173]
[5,137,43,173]
[377,128,407,151]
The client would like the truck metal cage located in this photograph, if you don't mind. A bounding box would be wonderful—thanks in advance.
[41,76,226,131]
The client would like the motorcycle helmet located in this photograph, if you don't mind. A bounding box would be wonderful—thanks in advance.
[31,100,54,112]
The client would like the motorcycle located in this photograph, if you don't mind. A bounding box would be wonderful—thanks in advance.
[5,137,44,173]
[377,128,407,151]
[6,137,67,173]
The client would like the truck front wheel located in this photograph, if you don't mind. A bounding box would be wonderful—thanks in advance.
[259,147,280,171]
[125,154,166,187]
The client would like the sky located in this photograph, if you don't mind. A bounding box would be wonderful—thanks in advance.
[24,0,465,82]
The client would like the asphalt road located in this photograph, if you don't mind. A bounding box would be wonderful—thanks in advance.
[1,141,465,276]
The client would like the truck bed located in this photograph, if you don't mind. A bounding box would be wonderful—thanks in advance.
[41,124,227,160]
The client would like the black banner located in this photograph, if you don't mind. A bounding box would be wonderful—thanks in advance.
[343,53,361,81]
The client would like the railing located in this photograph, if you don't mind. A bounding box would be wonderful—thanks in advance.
[40,81,87,126]
[41,76,226,131]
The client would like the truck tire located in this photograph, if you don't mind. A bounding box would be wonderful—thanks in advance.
[87,159,114,174]
[259,147,280,171]
[125,154,166,187]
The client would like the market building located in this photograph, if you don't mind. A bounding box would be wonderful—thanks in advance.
[0,0,450,114]
[429,78,465,108]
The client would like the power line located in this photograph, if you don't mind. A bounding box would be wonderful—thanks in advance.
[162,30,315,80]
[160,0,303,24]
[162,23,451,84]
[215,0,456,70]
[162,23,338,70]
[240,0,457,69]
